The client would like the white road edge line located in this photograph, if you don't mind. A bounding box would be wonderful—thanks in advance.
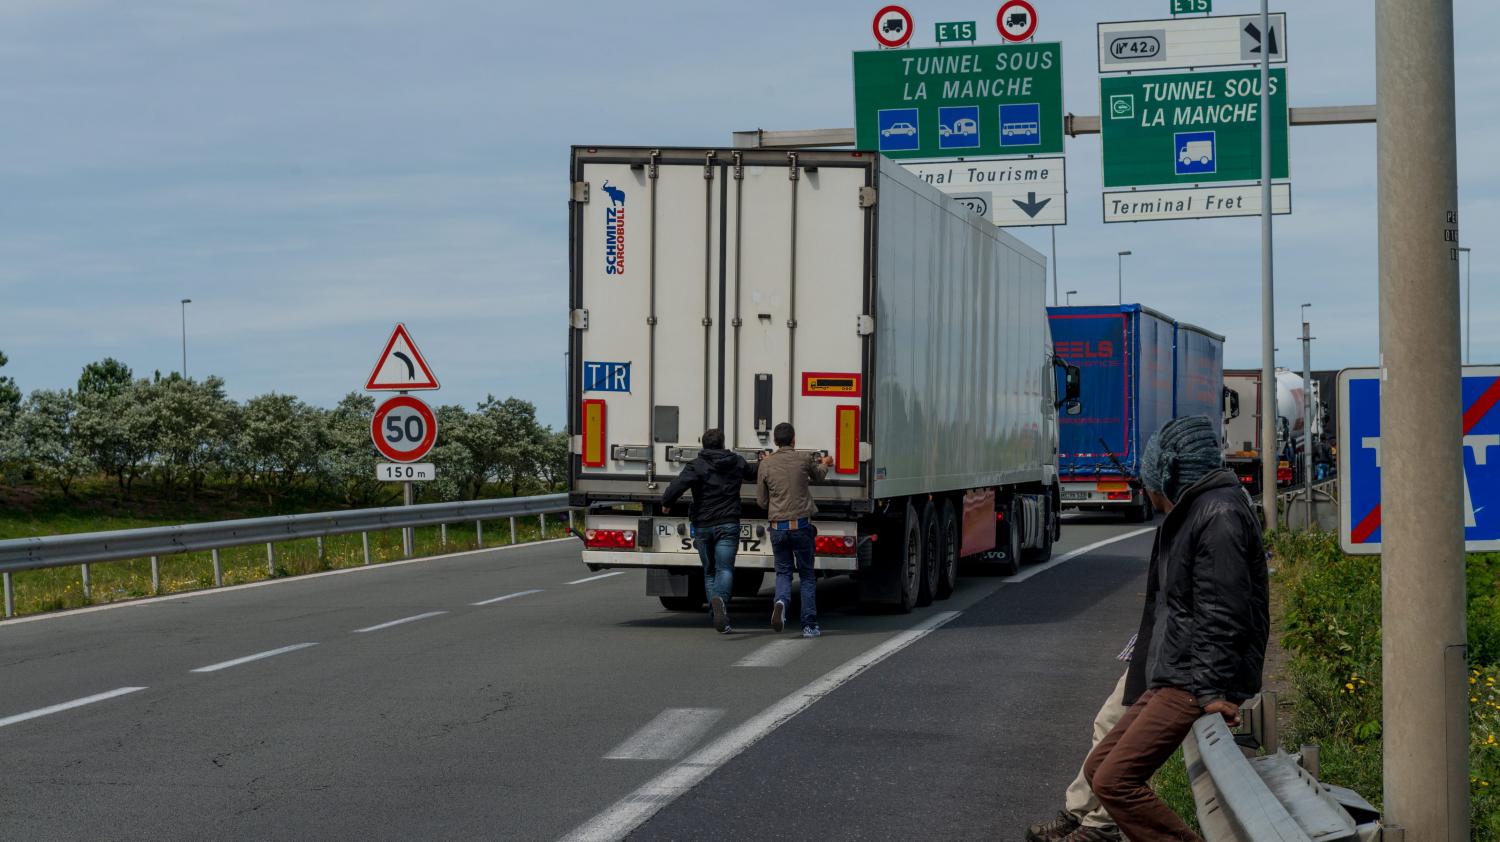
[0,686,148,729]
[558,610,961,842]
[566,571,626,585]
[733,639,813,668]
[0,537,580,627]
[1004,527,1156,584]
[603,708,726,761]
[352,611,448,633]
[191,643,319,673]
[471,589,544,606]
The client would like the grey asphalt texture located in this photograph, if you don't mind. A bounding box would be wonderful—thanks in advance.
[0,514,1153,842]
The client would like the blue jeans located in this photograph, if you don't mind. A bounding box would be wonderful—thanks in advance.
[693,522,739,606]
[771,525,817,628]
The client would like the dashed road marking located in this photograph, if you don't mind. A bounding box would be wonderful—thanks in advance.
[0,687,148,729]
[191,643,319,673]
[733,639,812,668]
[471,589,544,606]
[603,708,725,761]
[566,571,626,586]
[352,611,448,633]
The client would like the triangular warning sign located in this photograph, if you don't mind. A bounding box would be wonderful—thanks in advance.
[365,324,440,391]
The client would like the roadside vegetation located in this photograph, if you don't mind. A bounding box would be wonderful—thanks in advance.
[0,350,573,618]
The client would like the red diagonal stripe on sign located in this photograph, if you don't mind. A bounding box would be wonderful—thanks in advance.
[1463,376,1500,435]
[1357,375,1500,543]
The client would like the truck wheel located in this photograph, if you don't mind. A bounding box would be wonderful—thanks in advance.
[1052,488,1063,543]
[1124,491,1148,523]
[917,500,940,607]
[731,570,765,599]
[996,497,1022,576]
[1023,500,1053,564]
[896,501,922,613]
[935,500,960,599]
[659,596,704,611]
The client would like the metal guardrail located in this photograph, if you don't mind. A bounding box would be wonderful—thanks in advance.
[0,494,575,618]
[1188,692,1383,841]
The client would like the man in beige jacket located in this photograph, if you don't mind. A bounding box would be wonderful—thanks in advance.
[756,422,834,637]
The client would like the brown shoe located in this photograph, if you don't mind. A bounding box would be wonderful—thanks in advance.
[1026,811,1079,842]
[1059,825,1122,842]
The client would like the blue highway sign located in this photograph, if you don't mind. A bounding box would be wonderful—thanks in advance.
[1339,366,1500,554]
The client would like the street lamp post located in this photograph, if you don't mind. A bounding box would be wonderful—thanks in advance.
[1065,289,1078,306]
[1116,251,1132,305]
[1459,246,1472,364]
[180,299,192,378]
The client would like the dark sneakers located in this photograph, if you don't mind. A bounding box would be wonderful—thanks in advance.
[770,600,786,633]
[1026,811,1079,842]
[710,596,729,634]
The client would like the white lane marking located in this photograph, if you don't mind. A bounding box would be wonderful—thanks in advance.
[352,611,448,633]
[1005,527,1156,584]
[0,537,579,627]
[566,571,625,585]
[733,639,813,668]
[0,687,147,729]
[603,708,726,761]
[191,643,319,673]
[471,589,544,606]
[560,610,961,842]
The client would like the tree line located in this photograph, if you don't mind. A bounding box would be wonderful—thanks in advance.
[0,352,567,506]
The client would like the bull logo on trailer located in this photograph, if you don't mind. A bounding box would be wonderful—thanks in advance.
[603,181,626,275]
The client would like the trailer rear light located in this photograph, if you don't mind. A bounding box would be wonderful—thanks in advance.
[815,535,857,556]
[1096,480,1129,492]
[1277,466,1293,485]
[581,399,606,467]
[835,405,860,475]
[1238,474,1255,485]
[583,528,636,549]
[1106,491,1132,501]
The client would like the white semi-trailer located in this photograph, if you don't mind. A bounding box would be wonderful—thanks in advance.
[567,146,1079,612]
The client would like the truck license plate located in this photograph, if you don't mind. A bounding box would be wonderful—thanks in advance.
[1062,491,1089,501]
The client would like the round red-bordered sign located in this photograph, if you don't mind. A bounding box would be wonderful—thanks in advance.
[996,0,1038,42]
[370,395,438,463]
[872,5,914,48]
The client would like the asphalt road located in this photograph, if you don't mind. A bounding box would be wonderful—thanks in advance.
[0,513,1156,842]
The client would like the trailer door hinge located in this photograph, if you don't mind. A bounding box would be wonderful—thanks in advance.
[572,181,589,203]
[570,308,590,330]
[858,186,878,208]
[856,315,875,336]
[704,150,717,179]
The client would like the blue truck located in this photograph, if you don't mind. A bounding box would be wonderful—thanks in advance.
[1047,304,1225,521]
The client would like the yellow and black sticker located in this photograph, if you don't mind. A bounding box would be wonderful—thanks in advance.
[802,372,862,397]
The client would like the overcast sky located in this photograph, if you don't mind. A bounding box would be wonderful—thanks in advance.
[2,1,1495,427]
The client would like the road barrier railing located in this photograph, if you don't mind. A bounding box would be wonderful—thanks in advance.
[0,494,575,618]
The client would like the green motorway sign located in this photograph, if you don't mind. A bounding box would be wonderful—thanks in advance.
[935,21,976,43]
[1171,0,1211,13]
[1100,68,1288,188]
[853,43,1064,159]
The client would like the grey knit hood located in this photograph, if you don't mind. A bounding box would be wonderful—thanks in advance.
[1141,415,1224,502]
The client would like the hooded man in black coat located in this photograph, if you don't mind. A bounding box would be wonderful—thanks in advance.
[1081,415,1269,842]
[662,428,755,634]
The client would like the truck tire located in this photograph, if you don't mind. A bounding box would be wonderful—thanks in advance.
[935,500,960,599]
[1022,498,1053,564]
[731,570,765,599]
[659,576,706,611]
[917,500,940,607]
[997,497,1022,576]
[896,501,922,613]
[1124,491,1150,523]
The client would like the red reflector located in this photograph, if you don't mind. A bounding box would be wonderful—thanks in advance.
[996,510,1006,521]
[583,528,636,549]
[1238,474,1254,484]
[1277,468,1293,484]
[1106,491,1132,501]
[815,535,857,556]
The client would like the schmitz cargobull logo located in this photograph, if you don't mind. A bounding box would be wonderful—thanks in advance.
[602,181,625,275]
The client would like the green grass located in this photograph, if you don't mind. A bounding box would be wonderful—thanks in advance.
[1,479,569,618]
[1152,748,1201,835]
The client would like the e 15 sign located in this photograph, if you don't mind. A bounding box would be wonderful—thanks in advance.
[1171,0,1211,13]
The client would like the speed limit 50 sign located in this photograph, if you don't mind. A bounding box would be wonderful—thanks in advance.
[371,395,438,462]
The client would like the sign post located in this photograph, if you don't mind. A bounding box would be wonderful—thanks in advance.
[365,324,441,558]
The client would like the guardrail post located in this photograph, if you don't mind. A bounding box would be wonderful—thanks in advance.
[3,571,13,618]
[212,548,223,587]
[1301,743,1321,778]
[440,523,447,548]
[361,532,370,565]
[150,555,160,595]
[476,520,484,547]
[316,536,325,563]
[266,542,276,576]
[568,510,575,532]
[81,564,91,602]
[539,513,546,539]
[1262,690,1279,753]
[509,516,517,545]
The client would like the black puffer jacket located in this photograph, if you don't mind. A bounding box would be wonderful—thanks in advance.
[1124,468,1269,706]
[661,449,755,526]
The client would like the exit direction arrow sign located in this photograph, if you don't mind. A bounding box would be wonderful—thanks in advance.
[901,156,1066,227]
[1098,13,1286,73]
[853,43,1064,160]
[1100,67,1288,189]
[1339,367,1500,554]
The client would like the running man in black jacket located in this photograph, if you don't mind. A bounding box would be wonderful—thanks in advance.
[662,429,756,634]
[1082,415,1269,841]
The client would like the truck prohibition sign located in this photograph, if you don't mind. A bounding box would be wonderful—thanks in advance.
[370,395,438,462]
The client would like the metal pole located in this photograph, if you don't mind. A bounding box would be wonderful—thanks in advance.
[361,531,370,565]
[180,298,191,378]
[266,542,275,576]
[509,516,516,545]
[402,481,414,557]
[1051,226,1059,306]
[1301,312,1314,530]
[81,564,91,602]
[1377,0,1468,834]
[3,571,13,618]
[150,555,160,594]
[1258,0,1278,529]
[212,548,223,587]
[1461,247,1472,364]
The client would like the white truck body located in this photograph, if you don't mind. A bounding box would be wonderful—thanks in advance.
[568,146,1062,609]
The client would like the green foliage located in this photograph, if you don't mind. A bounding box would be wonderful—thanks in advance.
[17,389,92,496]
[77,357,133,398]
[1150,749,1201,836]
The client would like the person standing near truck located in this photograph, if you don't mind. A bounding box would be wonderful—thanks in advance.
[757,422,834,638]
[662,428,755,634]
